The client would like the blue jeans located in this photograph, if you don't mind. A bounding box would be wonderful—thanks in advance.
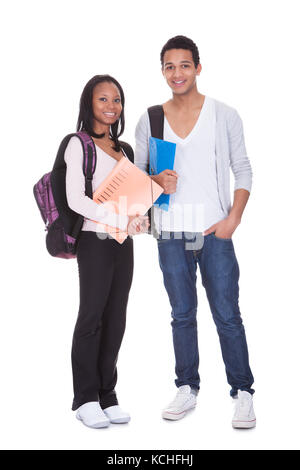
[157,231,254,396]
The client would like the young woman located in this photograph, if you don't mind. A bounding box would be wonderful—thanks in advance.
[64,75,149,429]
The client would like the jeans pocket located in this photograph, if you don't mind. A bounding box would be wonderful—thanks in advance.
[212,232,232,242]
[157,238,169,244]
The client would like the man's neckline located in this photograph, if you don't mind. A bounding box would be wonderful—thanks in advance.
[163,95,208,143]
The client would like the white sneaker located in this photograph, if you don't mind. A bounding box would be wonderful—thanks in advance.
[103,405,131,424]
[76,401,110,428]
[232,390,256,429]
[162,385,197,421]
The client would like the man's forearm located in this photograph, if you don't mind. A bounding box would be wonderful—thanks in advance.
[228,188,250,223]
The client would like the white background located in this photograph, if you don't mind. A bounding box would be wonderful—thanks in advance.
[1,0,300,450]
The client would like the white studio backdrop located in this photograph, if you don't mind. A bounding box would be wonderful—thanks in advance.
[0,0,299,450]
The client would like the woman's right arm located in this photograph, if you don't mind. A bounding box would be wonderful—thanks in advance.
[64,136,129,231]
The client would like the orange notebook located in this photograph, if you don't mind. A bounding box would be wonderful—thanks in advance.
[92,156,163,243]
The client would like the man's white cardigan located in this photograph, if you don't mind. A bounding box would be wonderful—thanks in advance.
[135,99,253,217]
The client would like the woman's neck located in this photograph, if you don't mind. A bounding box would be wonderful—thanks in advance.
[93,122,110,138]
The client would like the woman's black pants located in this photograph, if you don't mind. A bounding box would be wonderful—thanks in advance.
[71,231,134,411]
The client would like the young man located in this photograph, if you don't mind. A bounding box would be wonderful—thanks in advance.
[135,36,255,428]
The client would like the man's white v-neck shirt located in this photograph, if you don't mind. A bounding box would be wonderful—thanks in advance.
[135,96,226,233]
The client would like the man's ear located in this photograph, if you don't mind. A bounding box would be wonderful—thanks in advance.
[196,63,202,76]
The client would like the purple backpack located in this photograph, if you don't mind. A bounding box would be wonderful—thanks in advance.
[33,132,96,258]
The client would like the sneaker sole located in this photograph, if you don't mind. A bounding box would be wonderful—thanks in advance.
[232,419,256,429]
[76,413,110,429]
[162,404,196,421]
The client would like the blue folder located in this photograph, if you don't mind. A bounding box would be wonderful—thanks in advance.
[149,137,176,211]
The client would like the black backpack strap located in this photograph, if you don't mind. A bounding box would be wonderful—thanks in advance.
[76,132,97,199]
[69,132,96,238]
[146,105,165,238]
[53,131,96,199]
[58,132,94,239]
[52,133,78,169]
[147,105,164,139]
[50,132,97,242]
[119,141,134,163]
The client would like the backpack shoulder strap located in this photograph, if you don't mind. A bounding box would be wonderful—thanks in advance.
[147,105,164,139]
[76,132,97,198]
[53,132,96,178]
[52,133,78,170]
[68,132,96,237]
[119,141,134,163]
[50,132,97,239]
[146,106,164,238]
[52,132,96,200]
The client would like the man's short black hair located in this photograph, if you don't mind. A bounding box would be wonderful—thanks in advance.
[160,35,200,68]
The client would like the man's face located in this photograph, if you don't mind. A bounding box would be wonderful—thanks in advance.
[162,48,201,95]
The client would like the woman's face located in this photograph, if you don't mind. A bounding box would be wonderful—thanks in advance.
[92,81,122,128]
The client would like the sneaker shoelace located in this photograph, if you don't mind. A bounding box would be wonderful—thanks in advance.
[167,390,192,409]
[236,396,252,417]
